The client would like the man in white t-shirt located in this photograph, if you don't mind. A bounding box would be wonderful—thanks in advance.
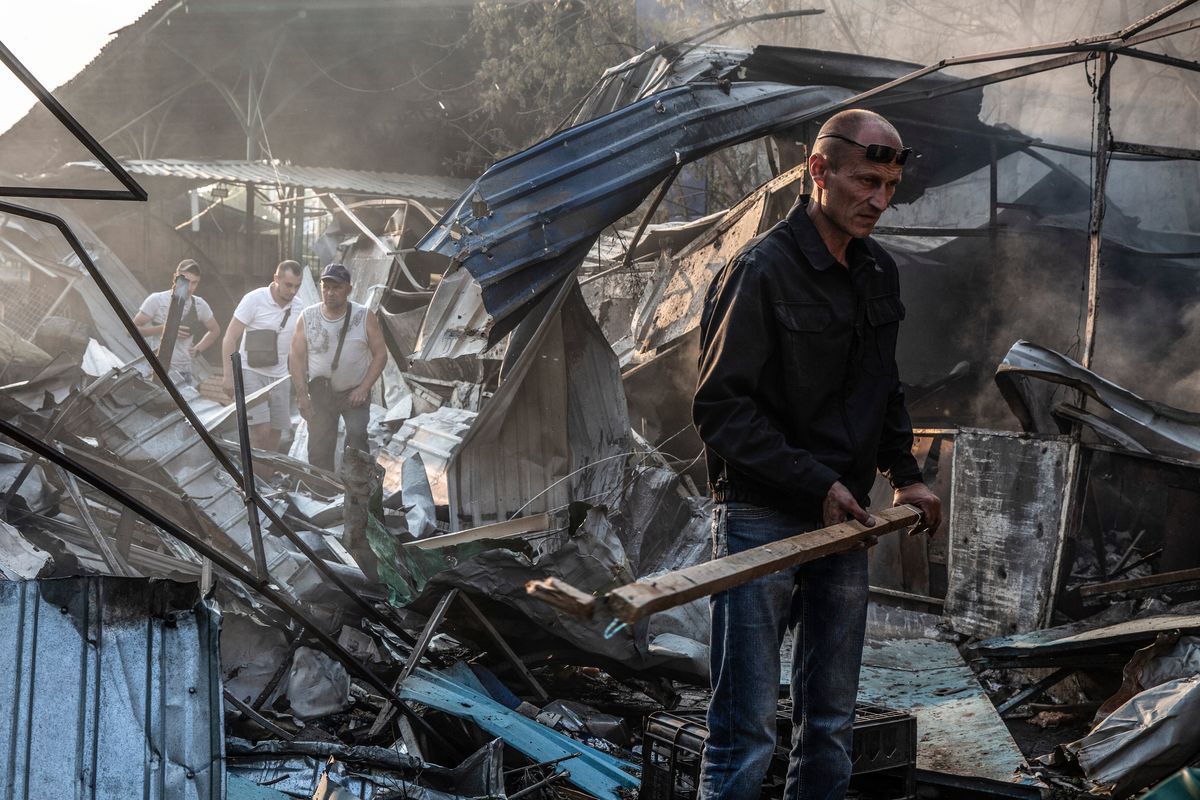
[221,260,304,456]
[132,259,220,387]
[289,263,387,471]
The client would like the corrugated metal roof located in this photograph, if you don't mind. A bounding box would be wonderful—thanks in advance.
[413,44,1025,356]
[414,81,852,356]
[69,159,471,203]
[0,577,223,799]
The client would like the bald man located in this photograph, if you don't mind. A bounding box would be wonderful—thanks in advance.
[693,109,941,799]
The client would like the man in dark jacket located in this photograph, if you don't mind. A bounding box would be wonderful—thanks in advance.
[693,109,941,800]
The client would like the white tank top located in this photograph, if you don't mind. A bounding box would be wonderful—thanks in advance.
[303,301,370,391]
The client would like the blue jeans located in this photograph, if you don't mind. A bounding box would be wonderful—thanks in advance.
[699,503,869,800]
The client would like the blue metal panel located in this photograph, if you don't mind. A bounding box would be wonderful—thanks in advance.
[858,637,1045,797]
[0,578,223,800]
[417,81,852,344]
[400,667,640,800]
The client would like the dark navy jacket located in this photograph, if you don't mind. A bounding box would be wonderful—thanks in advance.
[693,196,923,518]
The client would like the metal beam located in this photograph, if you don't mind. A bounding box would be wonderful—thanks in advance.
[1082,54,1114,370]
[996,667,1075,716]
[796,6,1200,130]
[621,165,682,272]
[1116,0,1200,39]
[1121,13,1200,47]
[153,274,191,385]
[1115,44,1200,74]
[0,40,146,201]
[231,354,269,580]
[869,52,1096,110]
[1111,138,1200,161]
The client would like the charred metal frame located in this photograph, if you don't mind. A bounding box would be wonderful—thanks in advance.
[0,40,146,200]
[230,353,270,580]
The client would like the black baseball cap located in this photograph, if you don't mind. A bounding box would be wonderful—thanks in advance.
[320,263,351,284]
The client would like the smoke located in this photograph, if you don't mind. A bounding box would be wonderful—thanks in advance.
[695,0,1200,427]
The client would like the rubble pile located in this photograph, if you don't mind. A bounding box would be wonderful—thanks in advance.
[4,12,1200,799]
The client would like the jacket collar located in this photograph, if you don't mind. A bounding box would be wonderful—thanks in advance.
[786,196,876,272]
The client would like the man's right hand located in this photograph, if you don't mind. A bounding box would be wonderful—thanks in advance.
[297,395,311,422]
[823,481,876,528]
[222,374,234,402]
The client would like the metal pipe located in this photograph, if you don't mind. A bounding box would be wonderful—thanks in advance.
[509,770,571,799]
[231,353,269,580]
[621,165,682,272]
[224,689,296,741]
[1115,44,1200,74]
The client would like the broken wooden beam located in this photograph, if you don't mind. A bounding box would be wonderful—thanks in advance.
[526,504,921,624]
[525,576,598,617]
[1079,566,1200,602]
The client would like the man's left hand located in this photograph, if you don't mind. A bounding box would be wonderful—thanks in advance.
[348,384,370,407]
[894,482,942,535]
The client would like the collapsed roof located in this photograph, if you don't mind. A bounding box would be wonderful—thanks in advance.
[412,44,1025,358]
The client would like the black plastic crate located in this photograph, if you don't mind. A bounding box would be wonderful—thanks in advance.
[640,703,916,800]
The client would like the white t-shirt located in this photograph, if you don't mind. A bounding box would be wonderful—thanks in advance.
[137,290,214,374]
[234,285,302,378]
[303,302,371,392]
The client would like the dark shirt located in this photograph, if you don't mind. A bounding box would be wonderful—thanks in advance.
[692,196,922,519]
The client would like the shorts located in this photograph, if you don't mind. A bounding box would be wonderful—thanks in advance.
[242,370,292,432]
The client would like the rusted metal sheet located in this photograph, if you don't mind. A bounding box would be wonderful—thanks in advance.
[946,429,1077,638]
[0,577,222,799]
[858,637,1046,798]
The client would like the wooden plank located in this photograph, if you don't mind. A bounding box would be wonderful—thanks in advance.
[1079,566,1200,599]
[524,576,597,617]
[525,505,921,625]
[605,505,919,623]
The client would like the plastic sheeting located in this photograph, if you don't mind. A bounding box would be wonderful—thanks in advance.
[1063,675,1200,799]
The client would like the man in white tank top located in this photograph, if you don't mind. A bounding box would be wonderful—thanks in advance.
[288,263,387,471]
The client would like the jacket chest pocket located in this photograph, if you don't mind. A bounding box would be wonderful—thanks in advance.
[863,293,905,376]
[774,301,836,387]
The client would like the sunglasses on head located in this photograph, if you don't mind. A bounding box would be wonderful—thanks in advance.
[817,132,914,166]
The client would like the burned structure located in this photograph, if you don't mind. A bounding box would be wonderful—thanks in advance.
[3,1,1200,798]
